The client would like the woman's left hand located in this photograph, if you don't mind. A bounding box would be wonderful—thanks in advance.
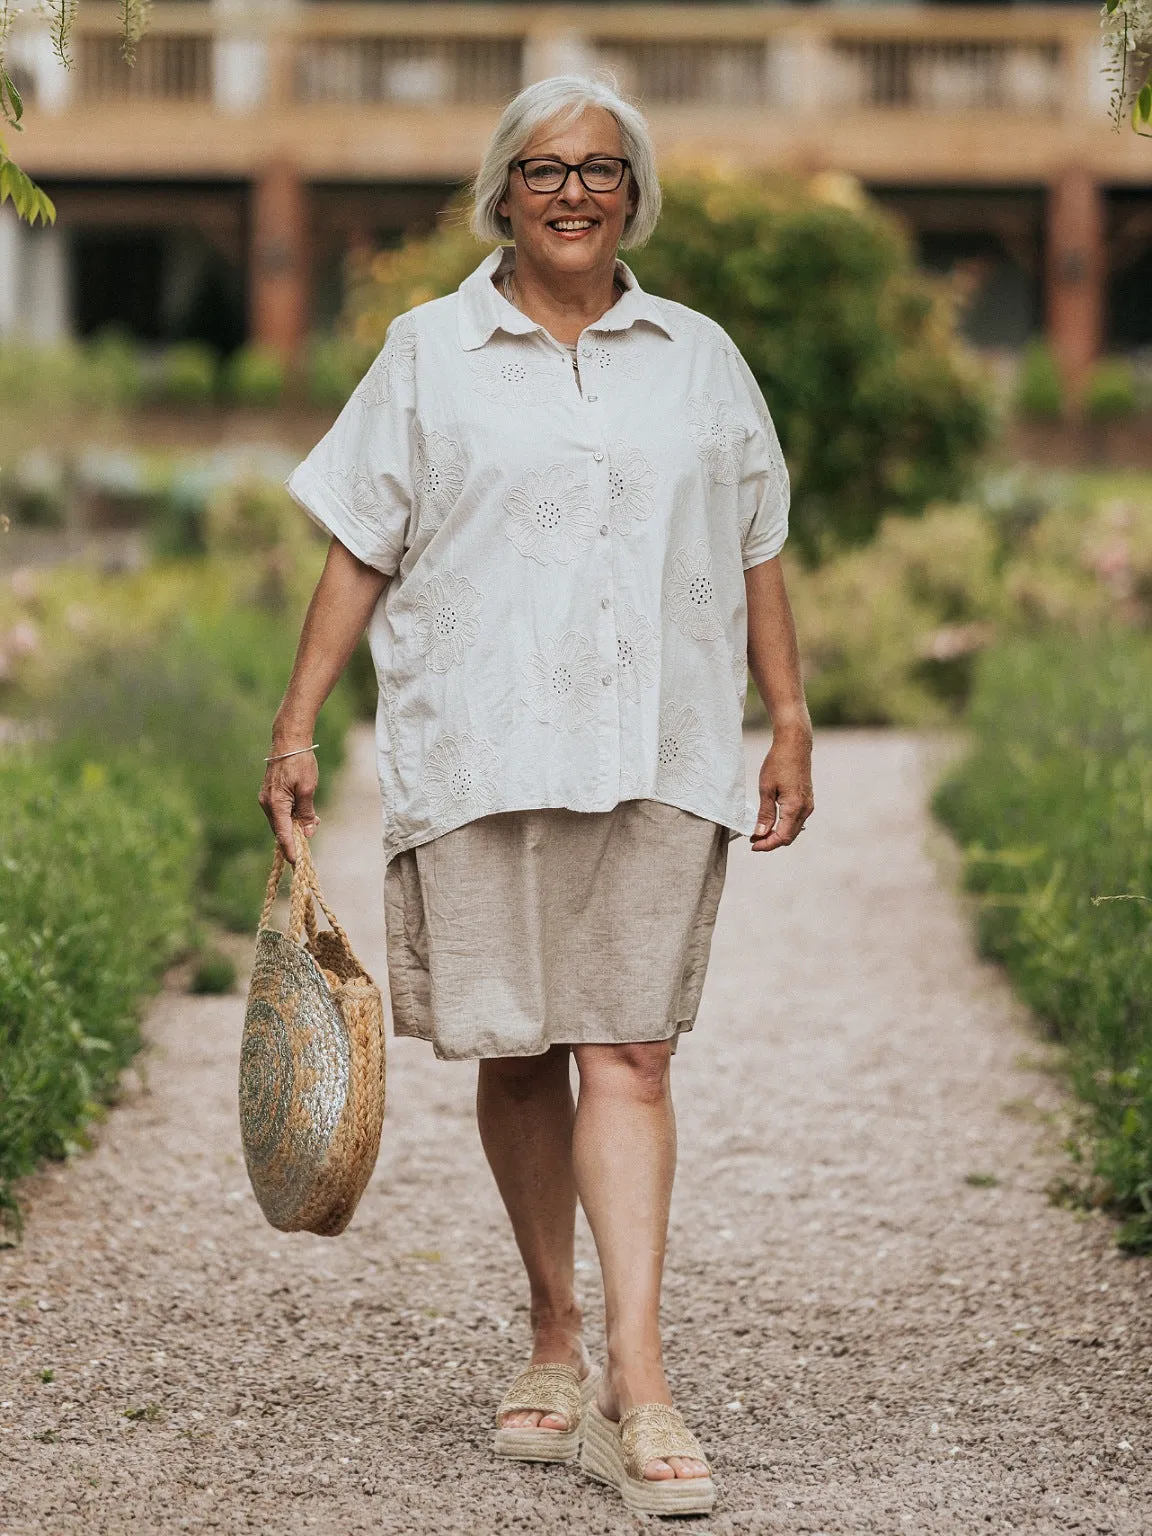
[751,727,814,852]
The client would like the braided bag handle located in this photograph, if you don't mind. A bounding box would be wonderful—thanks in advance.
[257,823,367,979]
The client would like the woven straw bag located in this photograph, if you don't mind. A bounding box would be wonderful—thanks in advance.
[239,823,385,1236]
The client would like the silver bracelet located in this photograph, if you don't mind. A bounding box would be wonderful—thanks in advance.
[264,743,319,763]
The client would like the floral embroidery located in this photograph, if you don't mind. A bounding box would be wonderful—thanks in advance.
[615,604,659,703]
[471,348,560,408]
[354,317,417,408]
[656,704,708,795]
[665,541,725,642]
[732,645,749,705]
[328,466,378,519]
[504,464,596,565]
[413,572,483,673]
[423,732,499,822]
[521,630,603,732]
[580,338,641,380]
[413,429,466,528]
[607,442,656,535]
[688,393,747,486]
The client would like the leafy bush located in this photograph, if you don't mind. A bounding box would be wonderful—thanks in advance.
[42,609,351,930]
[223,344,286,407]
[0,755,198,1231]
[1083,358,1138,423]
[159,343,218,405]
[1015,338,1064,420]
[305,334,370,408]
[934,635,1152,1252]
[346,177,993,563]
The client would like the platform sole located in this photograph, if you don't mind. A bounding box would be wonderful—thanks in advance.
[580,1402,716,1516]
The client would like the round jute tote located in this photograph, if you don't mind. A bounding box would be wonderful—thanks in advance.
[239,822,385,1236]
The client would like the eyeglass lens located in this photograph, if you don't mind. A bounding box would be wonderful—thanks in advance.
[521,159,627,193]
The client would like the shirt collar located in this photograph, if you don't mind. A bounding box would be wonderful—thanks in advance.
[457,246,676,351]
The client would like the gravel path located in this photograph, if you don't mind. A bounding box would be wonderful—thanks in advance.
[2,728,1149,1536]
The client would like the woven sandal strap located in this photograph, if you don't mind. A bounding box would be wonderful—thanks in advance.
[497,1364,583,1428]
[620,1404,709,1477]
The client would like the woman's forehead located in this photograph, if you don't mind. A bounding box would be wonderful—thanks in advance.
[520,106,623,160]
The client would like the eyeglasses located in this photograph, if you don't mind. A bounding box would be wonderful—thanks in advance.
[511,157,631,195]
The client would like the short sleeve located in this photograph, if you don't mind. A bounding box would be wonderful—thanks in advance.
[730,348,790,570]
[285,316,416,576]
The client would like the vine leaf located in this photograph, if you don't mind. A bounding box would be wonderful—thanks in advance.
[1,67,22,126]
[0,141,57,225]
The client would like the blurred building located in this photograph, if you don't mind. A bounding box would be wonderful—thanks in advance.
[2,1,1150,391]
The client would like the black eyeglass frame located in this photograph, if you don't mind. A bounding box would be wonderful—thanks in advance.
[510,157,632,194]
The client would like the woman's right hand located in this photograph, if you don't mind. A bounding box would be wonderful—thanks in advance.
[258,746,320,864]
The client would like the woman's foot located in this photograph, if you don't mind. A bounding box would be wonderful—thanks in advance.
[499,1305,591,1433]
[596,1362,709,1481]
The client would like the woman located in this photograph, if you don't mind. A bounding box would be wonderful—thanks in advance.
[260,75,813,1517]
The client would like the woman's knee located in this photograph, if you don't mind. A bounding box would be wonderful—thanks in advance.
[574,1040,672,1103]
[480,1046,569,1104]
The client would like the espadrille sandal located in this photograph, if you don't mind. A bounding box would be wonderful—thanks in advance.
[493,1363,601,1463]
[580,1400,716,1516]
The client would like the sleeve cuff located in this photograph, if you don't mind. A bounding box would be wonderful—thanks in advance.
[285,464,400,577]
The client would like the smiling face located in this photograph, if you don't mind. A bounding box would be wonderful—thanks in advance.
[496,106,638,284]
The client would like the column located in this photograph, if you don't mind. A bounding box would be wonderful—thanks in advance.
[1045,167,1105,405]
[249,158,308,360]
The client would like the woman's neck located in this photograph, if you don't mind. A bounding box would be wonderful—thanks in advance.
[501,252,621,345]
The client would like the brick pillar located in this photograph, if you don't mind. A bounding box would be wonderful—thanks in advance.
[250,158,308,360]
[1045,168,1105,407]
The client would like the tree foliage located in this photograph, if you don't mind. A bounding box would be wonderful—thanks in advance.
[346,174,993,563]
[1103,0,1152,134]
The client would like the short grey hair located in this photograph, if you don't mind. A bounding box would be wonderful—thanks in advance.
[470,75,662,250]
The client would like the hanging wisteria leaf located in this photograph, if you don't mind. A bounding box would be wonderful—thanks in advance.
[0,146,57,226]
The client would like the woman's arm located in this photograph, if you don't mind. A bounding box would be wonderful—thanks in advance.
[744,555,814,853]
[259,537,389,861]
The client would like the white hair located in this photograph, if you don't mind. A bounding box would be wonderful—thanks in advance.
[470,75,662,250]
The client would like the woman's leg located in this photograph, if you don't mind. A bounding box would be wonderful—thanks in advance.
[477,1046,589,1430]
[570,1040,708,1482]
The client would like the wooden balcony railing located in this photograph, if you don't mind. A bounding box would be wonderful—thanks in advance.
[295,35,522,106]
[78,33,213,104]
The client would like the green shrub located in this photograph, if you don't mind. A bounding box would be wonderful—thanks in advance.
[223,344,286,407]
[1083,358,1138,424]
[189,949,238,995]
[159,343,218,405]
[305,334,368,408]
[0,754,198,1230]
[934,634,1152,1252]
[80,329,147,409]
[1015,338,1064,420]
[345,175,993,563]
[41,609,351,930]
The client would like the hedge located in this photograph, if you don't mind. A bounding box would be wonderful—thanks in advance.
[934,634,1152,1252]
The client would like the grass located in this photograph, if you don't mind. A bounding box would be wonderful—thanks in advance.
[934,633,1152,1252]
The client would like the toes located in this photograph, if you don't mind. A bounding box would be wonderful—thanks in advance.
[501,1410,543,1430]
[642,1459,676,1482]
[538,1412,569,1431]
[667,1456,709,1480]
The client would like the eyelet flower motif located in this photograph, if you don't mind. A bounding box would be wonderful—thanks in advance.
[522,630,603,732]
[423,732,499,822]
[471,348,559,409]
[665,541,725,642]
[354,317,417,408]
[656,704,708,795]
[580,339,641,380]
[328,466,378,520]
[413,572,483,673]
[504,464,595,565]
[607,442,656,535]
[413,429,466,529]
[688,393,747,486]
[615,604,659,703]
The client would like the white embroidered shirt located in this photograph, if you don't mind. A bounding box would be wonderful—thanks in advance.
[286,248,790,863]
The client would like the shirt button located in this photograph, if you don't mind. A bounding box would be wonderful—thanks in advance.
[601,673,613,687]
[587,394,598,403]
[593,451,604,462]
[600,596,611,610]
[599,523,609,537]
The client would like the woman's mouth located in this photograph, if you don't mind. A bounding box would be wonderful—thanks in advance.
[547,218,598,240]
